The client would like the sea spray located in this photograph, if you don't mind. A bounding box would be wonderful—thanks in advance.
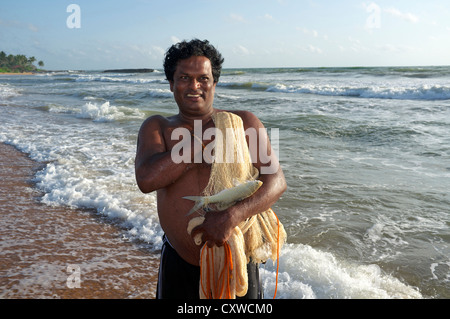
[261,244,422,299]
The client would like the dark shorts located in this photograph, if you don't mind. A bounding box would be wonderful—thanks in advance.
[156,235,263,299]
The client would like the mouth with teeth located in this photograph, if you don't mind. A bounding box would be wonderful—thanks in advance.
[186,93,202,100]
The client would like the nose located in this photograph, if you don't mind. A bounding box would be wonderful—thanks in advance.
[189,78,201,90]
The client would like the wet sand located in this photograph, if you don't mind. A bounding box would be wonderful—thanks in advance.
[0,143,159,299]
[0,72,35,75]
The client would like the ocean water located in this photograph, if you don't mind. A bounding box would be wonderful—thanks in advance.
[1,66,449,299]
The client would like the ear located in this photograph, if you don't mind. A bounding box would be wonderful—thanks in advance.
[169,80,174,92]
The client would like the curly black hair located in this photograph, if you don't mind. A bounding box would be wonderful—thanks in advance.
[163,39,224,83]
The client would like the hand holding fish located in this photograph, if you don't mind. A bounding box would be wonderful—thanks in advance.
[189,208,236,247]
[184,180,262,247]
[183,180,263,216]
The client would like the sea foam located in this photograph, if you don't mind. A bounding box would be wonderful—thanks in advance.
[77,101,145,122]
[0,83,21,100]
[261,244,423,299]
[266,83,450,100]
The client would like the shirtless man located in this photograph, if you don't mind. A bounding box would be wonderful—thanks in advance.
[135,39,286,299]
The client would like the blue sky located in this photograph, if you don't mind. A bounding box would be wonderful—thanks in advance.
[1,0,450,69]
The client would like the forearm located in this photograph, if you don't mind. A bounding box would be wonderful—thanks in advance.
[229,167,286,226]
[135,151,192,193]
[194,167,286,247]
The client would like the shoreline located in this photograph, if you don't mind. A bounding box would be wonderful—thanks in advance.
[0,72,35,75]
[0,142,159,299]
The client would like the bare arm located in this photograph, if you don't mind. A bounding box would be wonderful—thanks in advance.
[192,111,287,247]
[135,116,192,193]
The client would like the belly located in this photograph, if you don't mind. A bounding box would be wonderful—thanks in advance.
[156,166,210,266]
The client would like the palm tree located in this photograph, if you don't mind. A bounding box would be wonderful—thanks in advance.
[7,54,15,66]
[0,51,6,68]
[0,52,44,72]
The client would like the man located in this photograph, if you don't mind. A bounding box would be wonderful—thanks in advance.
[135,39,286,299]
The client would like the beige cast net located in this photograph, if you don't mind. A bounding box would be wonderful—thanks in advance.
[187,111,287,299]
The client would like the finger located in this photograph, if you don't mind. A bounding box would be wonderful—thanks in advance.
[190,223,206,246]
[205,237,225,248]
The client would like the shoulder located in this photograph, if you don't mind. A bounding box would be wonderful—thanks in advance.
[137,115,174,147]
[140,114,168,128]
[226,110,264,130]
[138,114,173,134]
[136,115,178,153]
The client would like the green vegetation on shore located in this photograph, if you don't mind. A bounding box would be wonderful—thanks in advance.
[0,51,44,73]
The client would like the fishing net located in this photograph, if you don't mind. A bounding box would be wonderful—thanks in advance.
[188,111,286,299]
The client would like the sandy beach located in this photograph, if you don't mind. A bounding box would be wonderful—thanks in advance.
[0,72,35,76]
[0,142,159,299]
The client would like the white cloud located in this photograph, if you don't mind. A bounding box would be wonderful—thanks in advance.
[233,45,251,56]
[27,23,39,32]
[0,18,39,32]
[304,44,322,54]
[170,36,181,44]
[343,37,368,53]
[229,13,247,23]
[263,14,274,21]
[377,43,415,53]
[152,46,165,57]
[384,7,419,23]
[297,27,319,37]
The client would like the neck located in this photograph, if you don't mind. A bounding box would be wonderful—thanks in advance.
[178,107,217,124]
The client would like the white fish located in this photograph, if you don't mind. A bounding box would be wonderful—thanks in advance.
[183,180,263,216]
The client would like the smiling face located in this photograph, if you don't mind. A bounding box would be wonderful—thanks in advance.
[169,56,217,119]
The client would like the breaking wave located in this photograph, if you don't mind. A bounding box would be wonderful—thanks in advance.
[218,81,450,100]
[267,83,450,100]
